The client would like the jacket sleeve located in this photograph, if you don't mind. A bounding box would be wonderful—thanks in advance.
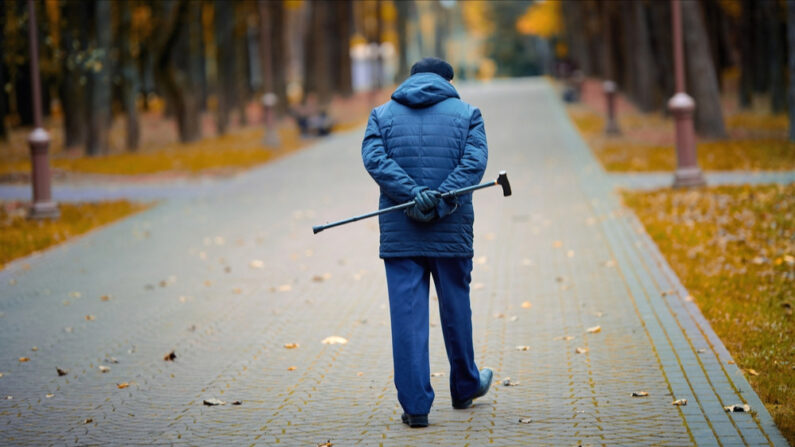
[438,107,488,196]
[362,109,424,203]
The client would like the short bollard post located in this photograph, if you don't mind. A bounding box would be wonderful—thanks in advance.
[27,0,58,219]
[603,80,621,136]
[262,92,280,147]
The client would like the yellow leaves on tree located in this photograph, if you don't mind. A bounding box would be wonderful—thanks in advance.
[461,1,495,38]
[516,0,562,38]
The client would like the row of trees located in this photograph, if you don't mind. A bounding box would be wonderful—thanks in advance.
[0,0,385,154]
[559,0,795,139]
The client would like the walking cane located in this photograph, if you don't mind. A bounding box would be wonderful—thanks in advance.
[312,171,512,234]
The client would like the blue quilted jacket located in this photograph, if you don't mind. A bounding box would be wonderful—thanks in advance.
[362,73,488,258]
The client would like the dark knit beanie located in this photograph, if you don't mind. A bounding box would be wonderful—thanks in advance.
[410,57,454,81]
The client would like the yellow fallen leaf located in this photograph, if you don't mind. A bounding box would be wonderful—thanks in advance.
[555,335,575,341]
[356,371,364,377]
[117,382,130,389]
[18,357,29,363]
[98,365,110,373]
[431,372,445,377]
[631,391,649,397]
[100,295,111,302]
[321,336,348,345]
[493,312,505,319]
[586,325,601,334]
[553,240,563,248]
[45,393,54,398]
[85,315,96,321]
[31,346,38,352]
[575,347,588,354]
[69,291,82,298]
[283,343,299,349]
[521,301,532,309]
[287,366,297,371]
[277,284,292,292]
[673,399,687,406]
[747,369,759,377]
[516,345,530,351]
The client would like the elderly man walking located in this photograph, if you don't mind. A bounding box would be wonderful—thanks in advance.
[361,57,493,428]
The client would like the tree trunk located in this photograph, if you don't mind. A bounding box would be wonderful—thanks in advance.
[59,0,88,147]
[119,0,140,150]
[304,0,332,105]
[631,0,657,112]
[769,0,786,114]
[787,0,795,140]
[681,0,727,138]
[648,0,675,111]
[738,0,754,108]
[562,0,592,75]
[335,0,353,96]
[234,2,249,126]
[0,4,7,141]
[269,0,288,115]
[215,0,234,134]
[395,0,410,81]
[85,0,112,156]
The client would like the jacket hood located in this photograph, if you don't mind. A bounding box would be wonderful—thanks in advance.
[391,73,460,108]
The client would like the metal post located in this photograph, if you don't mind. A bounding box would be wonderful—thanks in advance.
[262,92,280,147]
[27,0,59,219]
[669,0,705,188]
[603,80,621,136]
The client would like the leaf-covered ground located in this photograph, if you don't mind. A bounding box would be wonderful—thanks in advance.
[623,184,795,443]
[0,200,150,269]
[565,80,795,172]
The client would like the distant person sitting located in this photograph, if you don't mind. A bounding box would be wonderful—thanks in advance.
[291,93,334,137]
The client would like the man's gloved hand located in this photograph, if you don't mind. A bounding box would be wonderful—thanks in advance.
[414,189,441,212]
[405,189,441,223]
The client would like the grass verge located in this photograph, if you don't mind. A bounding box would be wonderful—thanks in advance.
[1,200,151,269]
[623,184,794,443]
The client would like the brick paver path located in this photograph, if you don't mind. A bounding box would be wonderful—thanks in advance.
[0,79,787,446]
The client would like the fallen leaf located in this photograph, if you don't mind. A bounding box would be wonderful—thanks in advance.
[288,366,297,371]
[204,280,212,287]
[575,347,588,354]
[100,295,111,302]
[117,382,129,389]
[631,391,649,397]
[724,404,751,413]
[18,357,29,363]
[203,398,226,406]
[555,335,575,341]
[476,256,487,265]
[747,369,760,377]
[509,315,518,322]
[317,441,333,447]
[684,295,694,302]
[553,240,563,248]
[231,400,242,405]
[472,282,485,290]
[69,291,82,298]
[232,288,242,294]
[284,343,299,349]
[502,377,520,386]
[660,290,675,297]
[56,367,68,376]
[672,399,687,406]
[586,325,601,334]
[516,345,530,351]
[277,284,292,292]
[5,396,12,400]
[45,393,54,398]
[98,365,110,373]
[321,336,348,345]
[567,250,575,258]
[518,417,532,424]
[83,418,93,424]
[105,357,119,364]
[64,327,73,333]
[728,360,735,365]
[555,276,565,283]
[431,372,445,377]
[31,346,38,352]
[521,301,532,309]
[250,259,265,269]
[356,371,364,377]
[163,350,177,361]
[493,312,505,319]
[85,315,96,321]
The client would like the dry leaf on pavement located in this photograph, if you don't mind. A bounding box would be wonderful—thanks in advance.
[85,315,96,321]
[18,357,29,363]
[555,335,575,341]
[203,398,226,406]
[83,418,93,424]
[724,404,751,412]
[518,417,532,424]
[317,441,333,447]
[631,391,649,397]
[117,382,129,389]
[231,400,242,405]
[502,377,520,386]
[284,343,299,349]
[747,369,760,376]
[321,336,348,345]
[163,350,177,361]
[250,260,264,269]
[431,372,445,377]
[277,284,292,292]
[586,325,601,334]
[45,393,54,398]
[56,367,68,376]
[287,366,297,371]
[516,346,530,351]
[672,399,687,406]
[575,347,588,354]
[98,365,110,373]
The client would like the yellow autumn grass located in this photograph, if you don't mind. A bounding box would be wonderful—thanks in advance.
[624,184,795,444]
[568,107,795,171]
[1,200,151,269]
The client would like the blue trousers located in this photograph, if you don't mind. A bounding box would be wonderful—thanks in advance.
[384,257,481,415]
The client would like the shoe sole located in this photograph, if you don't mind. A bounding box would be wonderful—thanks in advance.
[401,413,428,428]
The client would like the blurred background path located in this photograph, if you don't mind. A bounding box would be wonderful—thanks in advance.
[0,78,788,446]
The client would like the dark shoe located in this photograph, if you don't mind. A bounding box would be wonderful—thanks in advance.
[401,412,429,428]
[452,368,493,409]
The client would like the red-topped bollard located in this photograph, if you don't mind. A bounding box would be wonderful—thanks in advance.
[603,80,621,136]
[262,92,280,147]
[26,0,58,219]
[669,92,705,187]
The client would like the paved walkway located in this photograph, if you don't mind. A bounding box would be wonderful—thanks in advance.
[0,79,788,446]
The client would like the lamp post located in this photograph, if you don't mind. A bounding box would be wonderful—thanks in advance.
[27,0,58,219]
[669,0,705,188]
[603,80,621,136]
